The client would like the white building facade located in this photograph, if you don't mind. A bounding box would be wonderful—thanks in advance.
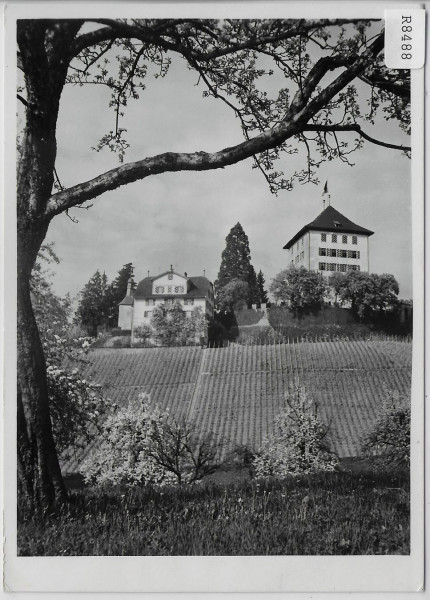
[283,205,373,275]
[118,268,215,339]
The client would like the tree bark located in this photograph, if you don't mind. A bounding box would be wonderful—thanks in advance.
[17,233,68,510]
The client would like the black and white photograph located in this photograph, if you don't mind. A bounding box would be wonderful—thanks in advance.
[2,1,426,594]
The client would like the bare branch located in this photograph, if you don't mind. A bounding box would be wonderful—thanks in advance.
[358,73,410,100]
[303,124,410,151]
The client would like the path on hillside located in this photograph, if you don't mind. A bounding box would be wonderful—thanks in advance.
[186,348,208,420]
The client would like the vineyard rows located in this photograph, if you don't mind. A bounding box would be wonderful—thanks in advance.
[63,340,412,472]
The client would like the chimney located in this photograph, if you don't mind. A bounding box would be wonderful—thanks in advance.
[126,277,134,296]
[184,272,187,278]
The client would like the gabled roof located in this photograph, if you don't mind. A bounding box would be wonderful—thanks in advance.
[283,205,374,249]
[132,275,212,300]
[152,270,187,281]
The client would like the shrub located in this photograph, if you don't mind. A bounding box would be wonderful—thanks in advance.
[253,386,338,478]
[111,336,131,348]
[361,391,410,470]
[110,328,131,337]
[81,393,221,487]
[134,325,152,340]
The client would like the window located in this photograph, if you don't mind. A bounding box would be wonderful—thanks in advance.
[334,221,341,228]
[175,286,184,293]
[301,237,304,246]
[328,248,337,257]
[168,273,173,280]
[327,263,336,271]
[337,264,347,272]
[352,235,357,245]
[346,250,360,259]
[321,233,326,242]
[319,262,326,271]
[155,286,165,294]
[319,248,327,256]
[184,299,194,306]
[300,251,304,260]
[337,249,347,258]
[342,235,348,244]
[332,234,337,243]
[348,265,360,271]
[167,286,172,293]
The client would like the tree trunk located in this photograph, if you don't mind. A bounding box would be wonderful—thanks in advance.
[17,225,68,511]
[16,20,81,510]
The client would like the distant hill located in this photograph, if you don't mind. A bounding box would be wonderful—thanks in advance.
[62,339,412,473]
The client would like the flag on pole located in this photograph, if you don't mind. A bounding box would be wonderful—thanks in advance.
[322,181,328,196]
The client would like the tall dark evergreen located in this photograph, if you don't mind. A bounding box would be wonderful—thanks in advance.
[106,263,134,327]
[215,223,259,309]
[76,270,109,336]
[257,270,269,306]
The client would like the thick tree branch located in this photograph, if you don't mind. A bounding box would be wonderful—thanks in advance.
[303,124,410,151]
[44,31,389,219]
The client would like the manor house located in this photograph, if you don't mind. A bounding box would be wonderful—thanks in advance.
[283,205,373,275]
[118,266,215,332]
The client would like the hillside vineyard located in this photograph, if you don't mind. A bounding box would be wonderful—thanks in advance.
[63,339,412,472]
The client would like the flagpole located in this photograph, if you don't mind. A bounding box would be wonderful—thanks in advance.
[322,181,328,209]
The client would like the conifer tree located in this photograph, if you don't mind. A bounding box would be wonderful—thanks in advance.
[106,263,134,327]
[76,270,109,336]
[257,270,269,306]
[215,223,259,309]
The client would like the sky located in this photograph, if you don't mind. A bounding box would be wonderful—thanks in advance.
[35,23,412,303]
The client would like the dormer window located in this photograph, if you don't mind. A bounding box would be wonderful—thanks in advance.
[334,221,341,228]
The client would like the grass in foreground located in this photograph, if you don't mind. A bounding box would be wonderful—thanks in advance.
[18,470,409,556]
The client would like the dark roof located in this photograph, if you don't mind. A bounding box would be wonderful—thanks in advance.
[133,275,212,300]
[118,295,134,306]
[283,205,374,249]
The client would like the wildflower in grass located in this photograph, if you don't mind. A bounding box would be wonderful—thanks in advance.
[253,386,339,478]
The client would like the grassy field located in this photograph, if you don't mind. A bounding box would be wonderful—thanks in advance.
[63,339,412,471]
[18,470,409,556]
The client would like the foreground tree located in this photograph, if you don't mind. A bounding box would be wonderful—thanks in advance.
[253,386,338,478]
[82,393,221,486]
[270,266,327,316]
[361,391,410,470]
[16,18,410,508]
[31,247,110,470]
